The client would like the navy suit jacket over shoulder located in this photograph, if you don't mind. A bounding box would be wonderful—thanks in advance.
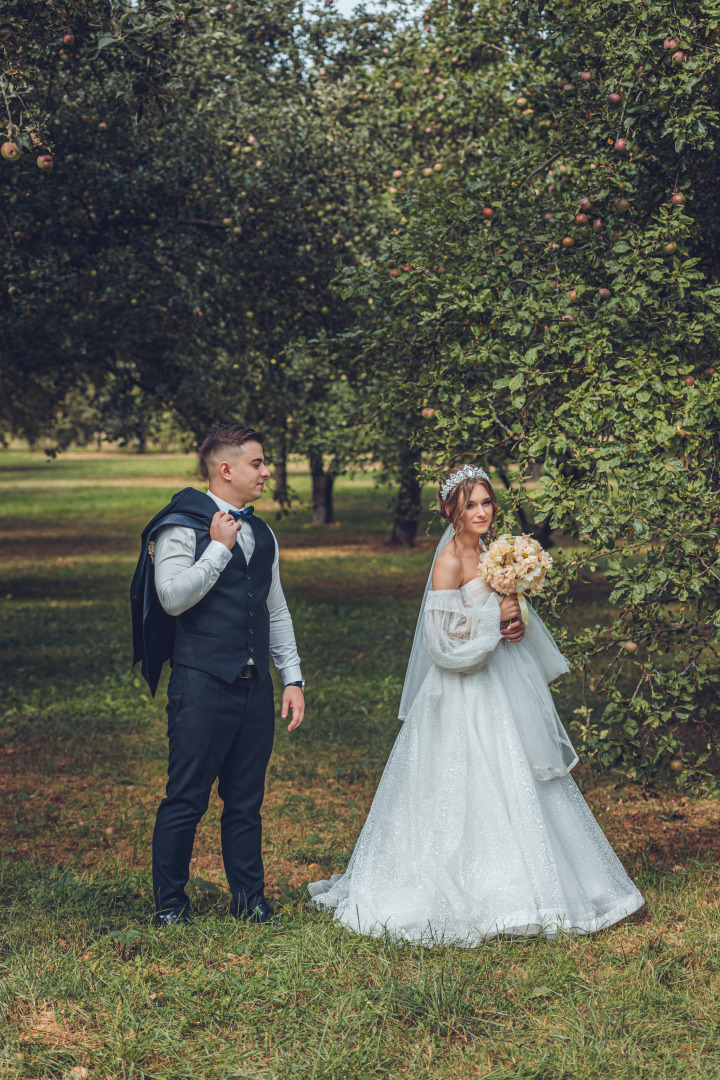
[131,487,217,696]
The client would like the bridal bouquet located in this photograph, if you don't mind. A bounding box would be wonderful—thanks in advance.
[477,534,553,622]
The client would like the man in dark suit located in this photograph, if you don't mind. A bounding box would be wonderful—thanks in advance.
[131,424,305,925]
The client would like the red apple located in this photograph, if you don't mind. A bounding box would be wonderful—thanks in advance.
[421,407,436,419]
[598,288,611,300]
[482,207,494,219]
[704,367,716,376]
[561,236,575,247]
[579,197,591,210]
[580,71,591,82]
[671,192,685,205]
[575,213,588,225]
[593,218,603,230]
[684,375,695,386]
[672,51,687,63]
[544,212,554,221]
[669,759,683,773]
[37,154,54,171]
[1,141,20,161]
[663,241,677,254]
[63,32,75,45]
[402,264,413,272]
[614,138,627,151]
[567,289,578,301]
[516,96,528,107]
[614,197,630,214]
[608,92,622,106]
[664,36,680,50]
[623,641,638,653]
[563,83,574,92]
[388,268,399,278]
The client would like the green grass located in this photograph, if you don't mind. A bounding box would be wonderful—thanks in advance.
[1,450,718,1080]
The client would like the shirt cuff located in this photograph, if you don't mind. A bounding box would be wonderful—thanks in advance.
[200,539,234,569]
[281,665,303,685]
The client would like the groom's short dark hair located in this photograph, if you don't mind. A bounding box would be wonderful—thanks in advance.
[199,424,264,477]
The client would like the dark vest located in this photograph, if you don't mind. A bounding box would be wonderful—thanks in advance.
[173,513,276,683]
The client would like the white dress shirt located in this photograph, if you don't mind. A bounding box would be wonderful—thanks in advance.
[153,490,302,685]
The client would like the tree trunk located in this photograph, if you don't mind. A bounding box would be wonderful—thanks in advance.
[273,417,289,505]
[390,443,421,546]
[309,451,335,524]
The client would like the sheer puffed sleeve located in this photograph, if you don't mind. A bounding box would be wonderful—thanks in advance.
[423,586,502,673]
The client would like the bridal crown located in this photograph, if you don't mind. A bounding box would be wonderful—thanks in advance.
[440,465,491,503]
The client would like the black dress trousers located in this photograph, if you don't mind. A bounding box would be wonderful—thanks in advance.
[152,663,275,918]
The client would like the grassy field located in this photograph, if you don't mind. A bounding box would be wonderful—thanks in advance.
[2,450,720,1080]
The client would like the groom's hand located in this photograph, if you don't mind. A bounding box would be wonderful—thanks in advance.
[210,511,243,550]
[282,686,305,732]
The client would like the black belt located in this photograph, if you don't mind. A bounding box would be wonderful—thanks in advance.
[238,663,258,680]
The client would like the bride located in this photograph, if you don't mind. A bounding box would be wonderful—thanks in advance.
[309,465,644,944]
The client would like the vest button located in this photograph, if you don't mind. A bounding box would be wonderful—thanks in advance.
[248,593,253,598]
[249,628,254,635]
[249,611,254,617]
[248,647,254,653]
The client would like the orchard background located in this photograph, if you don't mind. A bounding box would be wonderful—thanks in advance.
[1,3,720,1074]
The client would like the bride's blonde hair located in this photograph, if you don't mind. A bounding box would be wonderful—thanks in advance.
[439,473,499,543]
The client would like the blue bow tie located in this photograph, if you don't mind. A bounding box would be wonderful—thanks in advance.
[227,506,254,522]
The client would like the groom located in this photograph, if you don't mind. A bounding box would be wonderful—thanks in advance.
[131,424,305,925]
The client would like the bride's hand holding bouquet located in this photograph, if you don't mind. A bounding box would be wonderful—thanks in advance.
[478,534,553,636]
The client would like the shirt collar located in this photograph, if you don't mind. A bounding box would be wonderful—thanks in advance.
[206,489,245,514]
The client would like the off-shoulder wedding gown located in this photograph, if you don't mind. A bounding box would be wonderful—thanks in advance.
[309,578,643,945]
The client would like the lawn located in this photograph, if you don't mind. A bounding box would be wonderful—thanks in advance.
[1,450,719,1080]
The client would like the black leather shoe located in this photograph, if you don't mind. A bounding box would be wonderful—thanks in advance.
[155,910,190,927]
[236,894,282,926]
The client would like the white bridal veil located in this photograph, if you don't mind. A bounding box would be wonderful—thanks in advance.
[398,525,578,782]
[398,524,455,721]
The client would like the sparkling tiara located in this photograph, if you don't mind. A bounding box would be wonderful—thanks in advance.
[440,464,491,503]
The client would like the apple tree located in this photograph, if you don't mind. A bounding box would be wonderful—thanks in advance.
[341,0,720,789]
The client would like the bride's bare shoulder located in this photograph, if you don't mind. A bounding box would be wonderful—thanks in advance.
[432,545,463,590]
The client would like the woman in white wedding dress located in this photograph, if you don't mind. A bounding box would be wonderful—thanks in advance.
[309,466,644,945]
